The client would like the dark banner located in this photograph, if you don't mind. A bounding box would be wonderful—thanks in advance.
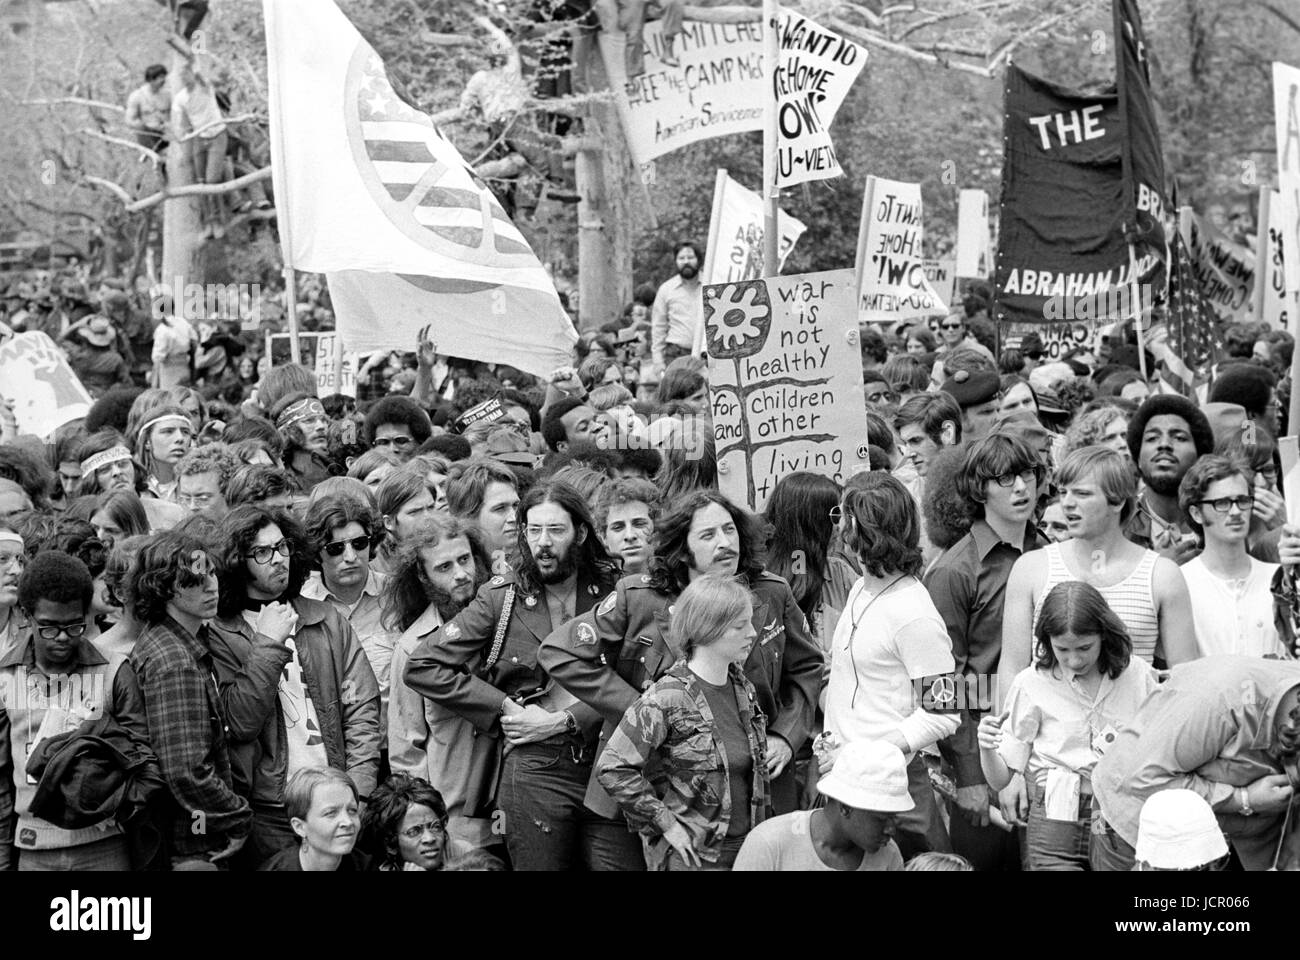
[993,65,1137,325]
[1114,0,1169,290]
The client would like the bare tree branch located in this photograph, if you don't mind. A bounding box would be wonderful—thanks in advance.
[179,114,262,142]
[1256,2,1300,35]
[894,0,1020,41]
[84,175,133,205]
[21,96,124,112]
[79,127,162,165]
[826,15,994,76]
[104,166,274,213]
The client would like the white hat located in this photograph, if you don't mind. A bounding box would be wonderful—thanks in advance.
[817,741,914,812]
[1135,790,1229,870]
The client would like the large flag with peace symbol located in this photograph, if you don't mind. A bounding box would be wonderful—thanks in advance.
[264,0,577,377]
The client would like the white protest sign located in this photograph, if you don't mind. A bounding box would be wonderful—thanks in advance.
[955,189,990,278]
[855,176,948,322]
[600,20,764,166]
[1256,189,1290,330]
[924,258,956,311]
[0,332,93,438]
[1281,436,1300,527]
[772,14,865,189]
[315,334,358,398]
[703,170,807,284]
[702,269,868,512]
[1187,210,1255,323]
[1276,64,1300,298]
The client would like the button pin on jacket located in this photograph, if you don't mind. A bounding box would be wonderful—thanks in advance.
[524,595,537,607]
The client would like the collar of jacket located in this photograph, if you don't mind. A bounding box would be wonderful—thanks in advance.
[0,633,108,670]
[225,596,329,633]
[969,519,1042,559]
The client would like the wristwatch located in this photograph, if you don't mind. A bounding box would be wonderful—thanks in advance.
[1236,786,1254,817]
[563,710,577,735]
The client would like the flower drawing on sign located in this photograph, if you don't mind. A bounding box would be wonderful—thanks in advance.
[704,280,772,358]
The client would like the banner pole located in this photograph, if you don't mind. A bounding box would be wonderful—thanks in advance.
[762,0,779,277]
[264,0,300,366]
[1129,244,1148,382]
[1253,186,1270,324]
[703,169,726,283]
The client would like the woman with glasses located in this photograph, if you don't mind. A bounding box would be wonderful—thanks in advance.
[1177,455,1285,658]
[360,773,452,871]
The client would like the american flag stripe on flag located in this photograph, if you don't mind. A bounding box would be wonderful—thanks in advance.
[1159,228,1222,397]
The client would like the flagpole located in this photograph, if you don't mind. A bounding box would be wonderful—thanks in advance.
[762,0,779,277]
[1129,244,1147,382]
[264,0,300,366]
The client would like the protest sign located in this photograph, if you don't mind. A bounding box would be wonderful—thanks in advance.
[1274,63,1300,301]
[314,334,358,398]
[703,170,807,284]
[994,65,1142,326]
[955,189,990,278]
[1186,209,1255,323]
[703,269,868,511]
[771,15,865,188]
[999,320,1099,362]
[924,259,956,311]
[1255,188,1290,329]
[0,332,93,438]
[855,176,947,322]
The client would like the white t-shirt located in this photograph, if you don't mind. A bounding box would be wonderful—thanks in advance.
[824,577,959,755]
[733,811,904,871]
[1180,556,1284,658]
[242,611,329,776]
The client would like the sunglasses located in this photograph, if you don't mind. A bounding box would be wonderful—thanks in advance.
[940,322,964,330]
[323,534,372,558]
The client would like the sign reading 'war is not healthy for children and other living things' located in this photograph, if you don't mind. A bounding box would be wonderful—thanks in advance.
[599,12,860,186]
[703,269,869,513]
[855,176,948,323]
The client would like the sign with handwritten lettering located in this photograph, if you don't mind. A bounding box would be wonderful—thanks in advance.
[855,176,948,322]
[703,269,868,511]
[1187,211,1254,323]
[1257,188,1290,330]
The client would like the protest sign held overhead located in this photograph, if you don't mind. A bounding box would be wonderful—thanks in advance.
[924,259,956,312]
[855,176,947,322]
[1256,188,1290,329]
[994,65,1138,326]
[314,334,358,398]
[955,189,991,278]
[703,269,868,512]
[0,332,93,438]
[703,170,807,284]
[263,0,576,378]
[771,15,865,189]
[1274,62,1300,303]
[1184,209,1255,323]
[1000,321,1099,362]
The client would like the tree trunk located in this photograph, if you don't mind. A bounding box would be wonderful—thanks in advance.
[161,48,209,304]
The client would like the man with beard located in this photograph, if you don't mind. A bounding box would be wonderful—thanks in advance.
[270,392,332,492]
[651,241,703,369]
[1124,395,1215,564]
[539,489,822,819]
[206,506,381,865]
[403,480,639,870]
[383,515,498,853]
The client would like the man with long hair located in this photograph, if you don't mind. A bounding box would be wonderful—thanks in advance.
[205,505,381,866]
[383,515,499,853]
[403,480,636,870]
[540,489,822,819]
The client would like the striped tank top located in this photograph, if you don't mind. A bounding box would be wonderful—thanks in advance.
[1031,542,1161,664]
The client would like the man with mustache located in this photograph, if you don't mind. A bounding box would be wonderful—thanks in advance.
[1124,395,1215,564]
[539,489,822,821]
[650,241,704,370]
[270,392,333,492]
[384,515,499,854]
[206,505,381,866]
[404,480,637,870]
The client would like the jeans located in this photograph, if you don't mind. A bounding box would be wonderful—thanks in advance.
[893,754,952,861]
[190,130,228,227]
[18,835,130,871]
[498,737,645,871]
[1090,814,1138,872]
[1025,786,1091,871]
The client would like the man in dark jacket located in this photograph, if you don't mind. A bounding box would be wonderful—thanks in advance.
[539,489,822,818]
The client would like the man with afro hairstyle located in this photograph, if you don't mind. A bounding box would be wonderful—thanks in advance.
[1124,395,1216,563]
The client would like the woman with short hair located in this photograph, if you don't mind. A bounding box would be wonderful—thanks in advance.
[260,767,362,872]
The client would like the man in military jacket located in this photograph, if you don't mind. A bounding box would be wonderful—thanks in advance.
[539,490,822,817]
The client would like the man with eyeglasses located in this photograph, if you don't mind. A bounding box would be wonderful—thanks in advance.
[301,495,396,764]
[0,551,143,870]
[363,396,433,465]
[174,443,240,520]
[922,435,1046,871]
[1177,455,1285,658]
[206,505,381,865]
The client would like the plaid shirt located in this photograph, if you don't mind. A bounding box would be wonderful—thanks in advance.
[130,616,250,856]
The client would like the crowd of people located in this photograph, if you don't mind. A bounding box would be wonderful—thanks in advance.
[0,244,1297,873]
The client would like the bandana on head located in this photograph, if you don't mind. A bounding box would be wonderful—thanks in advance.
[0,531,23,548]
[81,445,132,475]
[140,413,193,437]
[276,397,326,431]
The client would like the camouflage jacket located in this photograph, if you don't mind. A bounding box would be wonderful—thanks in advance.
[595,660,768,869]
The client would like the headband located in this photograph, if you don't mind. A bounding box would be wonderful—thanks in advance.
[81,445,132,475]
[140,413,193,437]
[276,397,326,430]
[0,531,23,547]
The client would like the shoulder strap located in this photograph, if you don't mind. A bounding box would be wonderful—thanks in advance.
[484,586,516,672]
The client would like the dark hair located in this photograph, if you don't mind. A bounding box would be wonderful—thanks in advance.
[956,435,1042,515]
[363,396,434,447]
[1209,363,1277,419]
[445,459,516,520]
[1097,366,1145,397]
[673,241,703,262]
[882,355,930,394]
[513,479,620,596]
[615,446,662,478]
[359,774,448,871]
[421,434,472,462]
[93,490,151,540]
[860,327,887,365]
[103,534,149,613]
[865,411,897,456]
[1178,454,1251,541]
[224,464,298,507]
[304,494,380,566]
[74,429,147,497]
[216,505,312,616]
[657,359,707,406]
[905,326,936,353]
[841,473,923,578]
[1033,581,1132,680]
[593,476,661,531]
[222,416,286,460]
[377,467,436,521]
[381,514,492,632]
[648,490,765,594]
[653,417,716,502]
[0,445,53,509]
[763,472,841,617]
[85,386,145,435]
[144,64,166,81]
[894,393,962,446]
[256,363,315,416]
[1126,395,1216,462]
[18,551,93,615]
[541,396,588,451]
